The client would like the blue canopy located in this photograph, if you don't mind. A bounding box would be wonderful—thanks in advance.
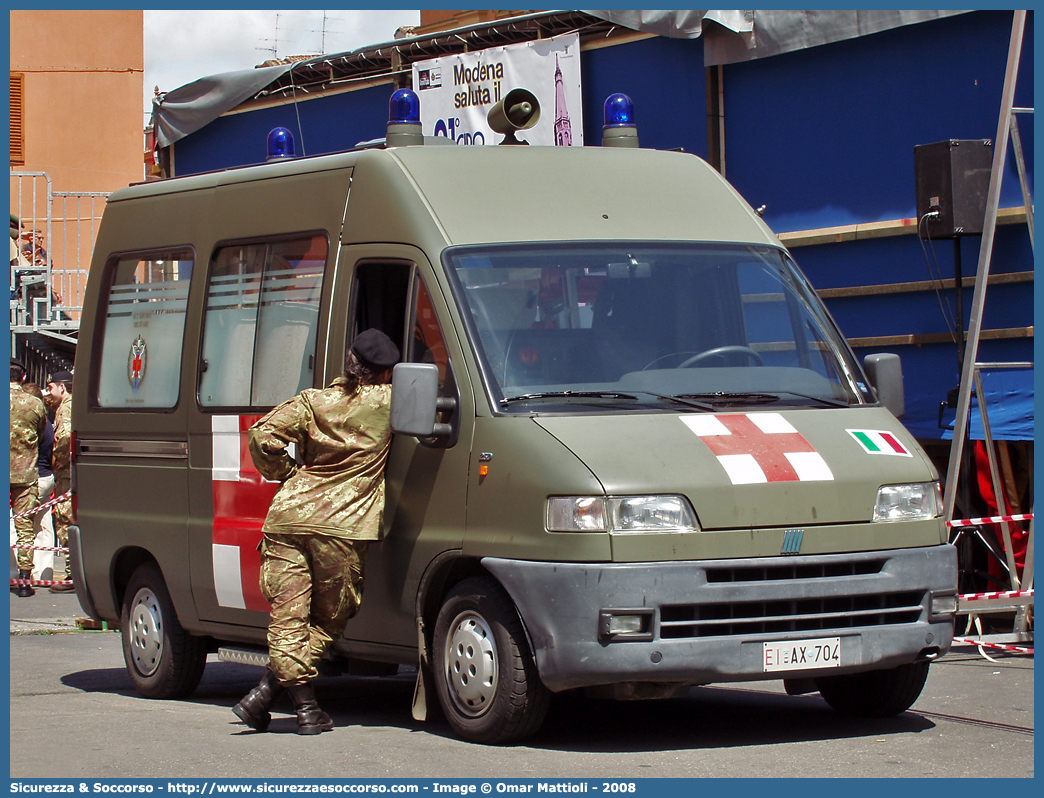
[941,368,1034,441]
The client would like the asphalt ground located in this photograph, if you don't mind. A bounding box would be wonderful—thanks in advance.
[8,583,1034,780]
[9,576,88,632]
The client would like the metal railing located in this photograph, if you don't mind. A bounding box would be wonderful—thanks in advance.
[10,170,109,333]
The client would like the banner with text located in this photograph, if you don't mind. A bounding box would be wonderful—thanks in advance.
[412,33,582,147]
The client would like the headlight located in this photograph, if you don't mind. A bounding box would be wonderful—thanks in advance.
[873,482,942,522]
[607,495,698,533]
[547,496,698,533]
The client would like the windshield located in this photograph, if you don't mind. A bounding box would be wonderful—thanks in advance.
[445,243,874,413]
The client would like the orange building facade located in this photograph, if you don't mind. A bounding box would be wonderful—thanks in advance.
[10,9,143,338]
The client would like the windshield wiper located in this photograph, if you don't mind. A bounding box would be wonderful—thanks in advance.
[674,391,850,409]
[770,390,850,408]
[674,391,780,407]
[634,391,716,412]
[500,391,639,405]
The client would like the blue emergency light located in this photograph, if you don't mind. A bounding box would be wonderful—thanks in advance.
[388,89,421,125]
[603,93,635,127]
[601,94,639,148]
[266,127,296,161]
[386,88,424,147]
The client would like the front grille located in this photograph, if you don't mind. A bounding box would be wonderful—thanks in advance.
[705,559,886,583]
[659,591,924,638]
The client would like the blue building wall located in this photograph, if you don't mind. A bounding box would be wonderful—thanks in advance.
[174,36,711,173]
[173,83,392,175]
[169,11,1033,440]
[719,10,1033,440]
[580,35,707,154]
[792,226,1033,440]
[724,11,1033,234]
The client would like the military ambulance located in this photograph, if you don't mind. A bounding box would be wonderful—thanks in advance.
[68,88,956,744]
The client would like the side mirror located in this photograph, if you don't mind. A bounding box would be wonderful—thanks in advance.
[391,363,453,437]
[863,353,905,418]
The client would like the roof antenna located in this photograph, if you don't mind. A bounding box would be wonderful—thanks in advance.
[309,11,343,54]
[256,11,282,60]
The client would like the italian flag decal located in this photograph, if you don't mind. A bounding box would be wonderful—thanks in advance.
[847,429,913,457]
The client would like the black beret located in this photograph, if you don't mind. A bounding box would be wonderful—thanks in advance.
[48,369,73,385]
[11,357,25,370]
[351,329,400,368]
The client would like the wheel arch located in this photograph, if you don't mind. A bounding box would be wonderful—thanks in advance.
[111,546,158,610]
[416,553,486,654]
[414,553,543,690]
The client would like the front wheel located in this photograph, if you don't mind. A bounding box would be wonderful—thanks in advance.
[815,661,930,717]
[120,561,207,699]
[432,576,550,744]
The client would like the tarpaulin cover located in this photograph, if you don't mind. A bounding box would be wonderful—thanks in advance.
[583,9,970,66]
[152,64,291,149]
[579,9,753,40]
[940,369,1034,442]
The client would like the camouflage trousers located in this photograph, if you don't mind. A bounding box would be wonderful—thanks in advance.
[11,482,39,570]
[259,532,369,687]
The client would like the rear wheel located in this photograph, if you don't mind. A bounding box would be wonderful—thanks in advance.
[815,661,930,717]
[433,576,550,744]
[121,561,207,699]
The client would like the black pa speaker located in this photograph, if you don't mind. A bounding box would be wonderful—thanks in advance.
[914,139,993,239]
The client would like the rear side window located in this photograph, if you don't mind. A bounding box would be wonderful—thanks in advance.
[95,249,193,408]
[199,234,328,408]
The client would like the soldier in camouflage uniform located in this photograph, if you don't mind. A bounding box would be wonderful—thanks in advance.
[45,370,75,592]
[10,358,46,598]
[232,329,399,735]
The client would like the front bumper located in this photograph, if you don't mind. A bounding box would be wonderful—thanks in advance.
[482,544,957,692]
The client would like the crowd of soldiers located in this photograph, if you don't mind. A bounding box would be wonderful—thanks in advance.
[9,356,74,597]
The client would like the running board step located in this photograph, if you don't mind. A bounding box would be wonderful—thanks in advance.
[218,646,269,668]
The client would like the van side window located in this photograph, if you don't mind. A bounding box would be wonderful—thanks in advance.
[409,276,449,393]
[95,249,193,409]
[200,234,328,408]
[348,264,450,397]
[351,261,412,357]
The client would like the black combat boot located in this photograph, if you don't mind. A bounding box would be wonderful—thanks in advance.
[232,670,284,732]
[16,570,34,598]
[286,683,335,735]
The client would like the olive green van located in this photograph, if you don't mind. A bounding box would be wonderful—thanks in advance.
[68,94,956,745]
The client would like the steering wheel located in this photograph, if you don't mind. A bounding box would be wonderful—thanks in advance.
[641,351,701,371]
[676,346,763,368]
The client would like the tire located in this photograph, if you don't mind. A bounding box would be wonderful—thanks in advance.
[120,561,207,699]
[815,661,930,717]
[432,576,550,744]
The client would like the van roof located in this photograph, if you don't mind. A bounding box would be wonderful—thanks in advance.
[110,146,780,249]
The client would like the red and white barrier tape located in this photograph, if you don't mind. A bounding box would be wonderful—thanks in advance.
[958,588,1034,603]
[13,543,68,553]
[10,490,71,521]
[10,578,73,588]
[952,636,1034,655]
[947,513,1034,529]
